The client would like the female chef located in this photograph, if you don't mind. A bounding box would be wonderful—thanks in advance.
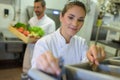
[31,1,105,75]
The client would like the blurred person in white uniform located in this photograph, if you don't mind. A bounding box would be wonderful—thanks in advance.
[31,1,105,75]
[23,0,55,73]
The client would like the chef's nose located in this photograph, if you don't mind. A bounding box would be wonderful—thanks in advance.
[72,20,78,27]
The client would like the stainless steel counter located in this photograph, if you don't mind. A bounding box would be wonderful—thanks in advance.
[0,28,25,52]
[0,29,26,67]
[26,57,120,80]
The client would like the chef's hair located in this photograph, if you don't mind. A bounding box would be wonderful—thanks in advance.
[34,0,46,7]
[61,1,86,16]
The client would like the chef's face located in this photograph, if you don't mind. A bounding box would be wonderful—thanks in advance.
[34,2,45,17]
[60,5,86,37]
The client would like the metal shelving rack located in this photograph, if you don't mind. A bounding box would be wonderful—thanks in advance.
[96,25,120,56]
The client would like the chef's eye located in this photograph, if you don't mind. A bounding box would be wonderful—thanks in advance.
[34,7,39,9]
[78,19,84,22]
[68,16,74,20]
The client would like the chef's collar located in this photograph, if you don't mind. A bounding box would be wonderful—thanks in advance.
[56,28,74,45]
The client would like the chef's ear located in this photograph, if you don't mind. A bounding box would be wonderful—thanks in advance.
[43,6,46,11]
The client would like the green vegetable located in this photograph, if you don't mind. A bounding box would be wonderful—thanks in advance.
[29,26,45,37]
[14,22,26,29]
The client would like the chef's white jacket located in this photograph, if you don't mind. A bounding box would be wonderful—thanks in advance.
[29,14,56,35]
[32,28,88,69]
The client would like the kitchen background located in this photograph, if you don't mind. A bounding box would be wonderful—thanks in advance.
[0,0,120,64]
[0,0,93,61]
[0,0,120,79]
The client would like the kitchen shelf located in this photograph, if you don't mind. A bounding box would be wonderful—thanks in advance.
[101,25,120,32]
[96,25,120,56]
[98,40,120,56]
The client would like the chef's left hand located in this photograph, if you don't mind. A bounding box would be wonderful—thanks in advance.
[87,44,105,65]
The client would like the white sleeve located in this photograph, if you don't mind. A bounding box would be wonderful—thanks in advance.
[31,39,49,69]
[81,39,89,62]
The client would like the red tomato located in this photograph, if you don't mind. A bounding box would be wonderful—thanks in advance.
[17,27,24,33]
[23,30,30,36]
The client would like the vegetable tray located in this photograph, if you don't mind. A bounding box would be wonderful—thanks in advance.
[9,26,39,43]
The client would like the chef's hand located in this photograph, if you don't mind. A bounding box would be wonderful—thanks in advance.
[87,44,105,65]
[30,37,40,43]
[36,51,61,75]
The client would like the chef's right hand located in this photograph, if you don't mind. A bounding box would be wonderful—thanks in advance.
[36,51,61,75]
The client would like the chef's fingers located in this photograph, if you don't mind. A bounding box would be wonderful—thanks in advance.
[87,50,94,63]
[101,46,106,59]
[98,46,106,61]
[91,45,106,65]
[36,51,61,75]
[37,53,50,70]
[45,51,61,75]
[94,46,105,65]
[35,51,57,75]
[91,45,99,60]
[36,53,49,71]
[87,45,98,64]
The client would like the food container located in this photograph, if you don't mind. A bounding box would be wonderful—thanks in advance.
[27,57,120,80]
[9,26,39,43]
[27,66,120,80]
[70,59,120,80]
